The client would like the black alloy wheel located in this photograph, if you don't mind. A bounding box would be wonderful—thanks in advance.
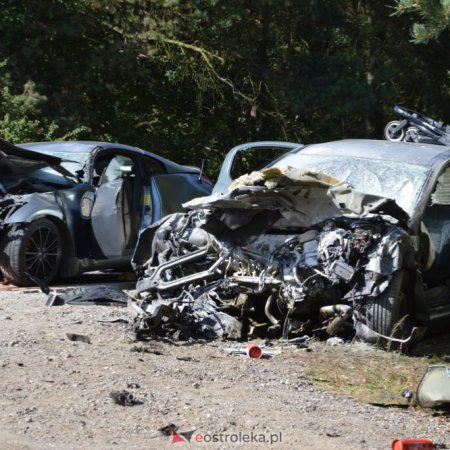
[24,221,62,281]
[0,218,63,286]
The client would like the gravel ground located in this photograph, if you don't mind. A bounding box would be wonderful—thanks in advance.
[0,287,448,450]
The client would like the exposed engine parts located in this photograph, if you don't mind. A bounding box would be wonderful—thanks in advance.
[130,170,416,344]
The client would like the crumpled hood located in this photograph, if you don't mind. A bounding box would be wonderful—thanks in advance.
[0,137,63,176]
[184,167,409,229]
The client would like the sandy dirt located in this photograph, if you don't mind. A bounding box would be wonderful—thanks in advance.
[0,285,449,450]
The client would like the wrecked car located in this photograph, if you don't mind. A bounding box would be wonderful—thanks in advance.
[129,139,450,344]
[0,138,212,285]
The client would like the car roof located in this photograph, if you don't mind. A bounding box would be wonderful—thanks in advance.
[20,141,201,174]
[22,141,98,153]
[292,139,450,167]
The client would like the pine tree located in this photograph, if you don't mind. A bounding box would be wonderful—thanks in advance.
[395,0,450,42]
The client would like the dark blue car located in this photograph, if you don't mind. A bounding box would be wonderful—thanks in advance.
[0,138,212,285]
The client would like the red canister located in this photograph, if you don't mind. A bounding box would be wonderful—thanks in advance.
[392,438,435,450]
[246,343,262,359]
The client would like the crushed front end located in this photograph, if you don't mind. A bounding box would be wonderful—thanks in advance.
[130,168,416,343]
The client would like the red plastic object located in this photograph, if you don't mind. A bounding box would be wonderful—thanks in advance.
[392,438,435,450]
[246,343,262,359]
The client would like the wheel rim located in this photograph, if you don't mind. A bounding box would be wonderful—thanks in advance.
[405,126,420,142]
[24,225,62,280]
[385,121,405,141]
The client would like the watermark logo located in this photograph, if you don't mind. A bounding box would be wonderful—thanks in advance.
[168,429,282,445]
[171,430,196,444]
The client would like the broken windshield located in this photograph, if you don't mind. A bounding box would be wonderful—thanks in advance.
[270,154,428,216]
[32,150,88,174]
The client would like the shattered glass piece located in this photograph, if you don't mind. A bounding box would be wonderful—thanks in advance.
[66,333,91,344]
[110,390,137,406]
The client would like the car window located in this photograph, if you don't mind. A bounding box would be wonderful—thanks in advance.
[25,150,89,175]
[431,167,450,205]
[230,146,292,180]
[102,155,134,183]
[142,156,165,182]
[25,149,90,173]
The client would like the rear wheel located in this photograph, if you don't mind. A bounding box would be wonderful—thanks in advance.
[0,219,63,286]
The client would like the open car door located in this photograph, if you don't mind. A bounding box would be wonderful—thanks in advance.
[90,155,136,258]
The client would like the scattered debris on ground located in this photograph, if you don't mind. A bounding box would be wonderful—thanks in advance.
[0,290,448,449]
[46,286,130,307]
[109,390,139,406]
[66,333,91,344]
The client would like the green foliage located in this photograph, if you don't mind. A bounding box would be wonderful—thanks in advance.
[395,0,450,42]
[0,66,58,143]
[0,1,449,176]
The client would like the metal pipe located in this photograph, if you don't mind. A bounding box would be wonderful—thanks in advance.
[320,304,352,319]
[320,304,353,336]
[265,294,282,336]
[264,295,279,327]
[136,249,228,292]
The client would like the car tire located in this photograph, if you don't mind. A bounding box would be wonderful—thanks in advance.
[356,270,412,345]
[0,218,63,286]
[384,120,406,142]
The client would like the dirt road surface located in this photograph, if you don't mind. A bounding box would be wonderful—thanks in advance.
[0,286,449,450]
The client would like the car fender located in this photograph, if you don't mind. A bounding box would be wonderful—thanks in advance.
[4,193,64,224]
[3,195,79,278]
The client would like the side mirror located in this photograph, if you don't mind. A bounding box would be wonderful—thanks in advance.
[80,191,95,219]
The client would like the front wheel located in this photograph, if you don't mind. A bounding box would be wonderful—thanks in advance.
[356,270,413,345]
[0,218,63,286]
[384,121,406,142]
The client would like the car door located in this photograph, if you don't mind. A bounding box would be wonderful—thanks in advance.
[90,153,140,258]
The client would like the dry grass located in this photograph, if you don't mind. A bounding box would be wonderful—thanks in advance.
[300,339,449,405]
